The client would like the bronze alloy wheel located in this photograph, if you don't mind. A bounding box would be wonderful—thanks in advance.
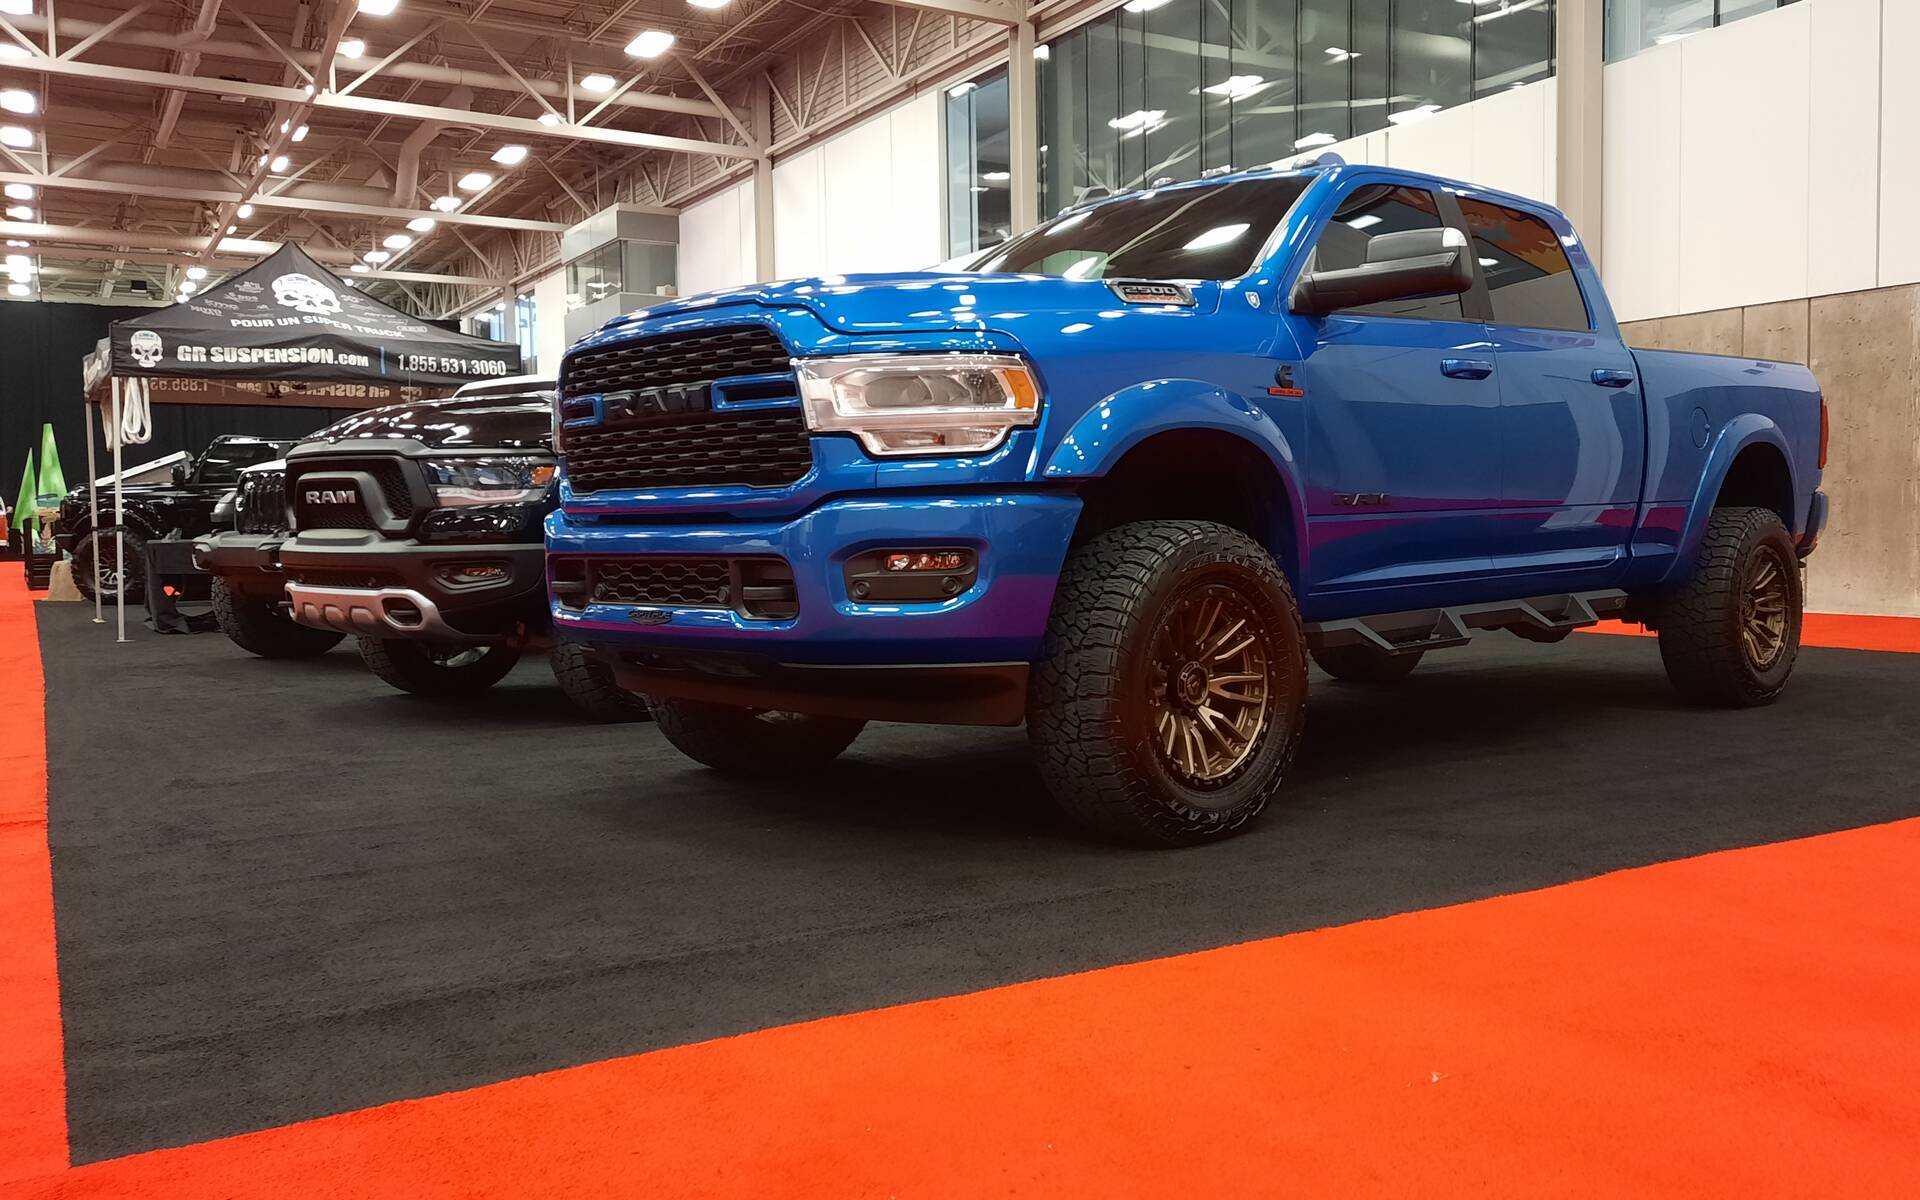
[1742,545,1792,670]
[1148,583,1272,788]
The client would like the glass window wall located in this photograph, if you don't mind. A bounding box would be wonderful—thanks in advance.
[949,0,1559,256]
[1605,0,1797,62]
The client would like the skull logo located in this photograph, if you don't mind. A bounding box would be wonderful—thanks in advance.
[271,272,341,316]
[129,330,164,369]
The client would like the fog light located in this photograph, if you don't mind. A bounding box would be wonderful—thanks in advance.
[438,562,509,586]
[884,550,970,573]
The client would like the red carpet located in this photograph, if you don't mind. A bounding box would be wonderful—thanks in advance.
[1585,611,1920,653]
[7,578,1919,1197]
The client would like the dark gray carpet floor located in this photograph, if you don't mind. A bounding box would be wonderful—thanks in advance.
[35,600,1920,1162]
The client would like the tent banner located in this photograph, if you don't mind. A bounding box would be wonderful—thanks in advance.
[109,244,521,389]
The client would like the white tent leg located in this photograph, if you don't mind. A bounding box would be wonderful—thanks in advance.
[113,395,126,644]
[86,400,102,623]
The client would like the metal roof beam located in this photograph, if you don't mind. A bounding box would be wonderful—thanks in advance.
[0,222,502,286]
[860,0,1025,28]
[0,170,574,233]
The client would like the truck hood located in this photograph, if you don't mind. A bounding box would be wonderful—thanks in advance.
[602,272,1225,339]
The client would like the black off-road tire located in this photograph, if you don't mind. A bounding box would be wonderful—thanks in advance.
[1311,643,1423,682]
[72,528,148,604]
[1656,506,1803,707]
[1026,520,1309,847]
[550,641,652,722]
[211,577,344,658]
[357,637,521,697]
[649,699,865,773]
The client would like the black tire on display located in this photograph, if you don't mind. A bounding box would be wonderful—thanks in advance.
[1310,643,1424,682]
[71,528,148,605]
[649,699,865,774]
[1026,519,1309,847]
[357,637,521,697]
[1655,505,1803,707]
[211,577,344,658]
[550,641,653,722]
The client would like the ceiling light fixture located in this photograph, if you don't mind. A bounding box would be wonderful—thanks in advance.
[364,249,390,263]
[0,0,31,16]
[490,144,529,166]
[456,171,493,191]
[236,203,254,218]
[383,233,413,249]
[4,204,33,220]
[269,154,290,172]
[0,89,35,115]
[179,280,197,294]
[291,124,309,142]
[4,254,28,268]
[186,266,207,280]
[0,44,28,61]
[537,111,562,126]
[3,183,30,200]
[6,282,28,298]
[0,126,34,149]
[405,216,435,233]
[580,73,616,93]
[338,38,366,59]
[4,239,27,247]
[624,30,675,58]
[358,0,400,15]
[350,263,369,273]
[688,0,732,8]
[431,195,461,212]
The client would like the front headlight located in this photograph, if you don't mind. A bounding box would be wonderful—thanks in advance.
[423,456,556,508]
[796,353,1041,456]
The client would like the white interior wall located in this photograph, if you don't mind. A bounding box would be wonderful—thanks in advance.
[1603,0,1903,323]
[772,92,943,280]
[678,179,757,296]
[531,268,566,378]
[1329,78,1558,207]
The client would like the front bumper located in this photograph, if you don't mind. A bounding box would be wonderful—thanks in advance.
[549,490,1082,721]
[192,530,287,583]
[279,529,547,643]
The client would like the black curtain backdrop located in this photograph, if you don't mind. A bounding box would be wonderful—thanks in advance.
[1,301,354,497]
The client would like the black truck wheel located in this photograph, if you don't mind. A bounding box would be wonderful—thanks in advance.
[550,641,652,722]
[1655,506,1803,707]
[72,529,147,604]
[1311,643,1424,682]
[211,577,343,658]
[649,699,865,773]
[1027,520,1309,847]
[357,637,521,697]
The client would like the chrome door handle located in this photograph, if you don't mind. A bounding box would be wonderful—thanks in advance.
[1592,368,1636,388]
[1440,358,1494,380]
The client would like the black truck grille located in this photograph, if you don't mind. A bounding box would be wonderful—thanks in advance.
[558,324,812,494]
[235,469,287,535]
[288,459,416,530]
[551,556,798,620]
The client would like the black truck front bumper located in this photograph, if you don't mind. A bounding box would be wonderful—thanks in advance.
[192,531,288,592]
[278,529,547,644]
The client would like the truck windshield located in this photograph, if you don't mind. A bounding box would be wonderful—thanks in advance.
[195,439,286,484]
[319,394,554,450]
[970,175,1314,282]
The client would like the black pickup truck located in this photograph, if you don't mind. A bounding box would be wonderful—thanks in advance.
[56,434,294,602]
[194,379,643,720]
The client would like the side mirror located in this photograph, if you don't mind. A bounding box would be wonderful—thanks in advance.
[1290,227,1474,317]
[171,462,192,486]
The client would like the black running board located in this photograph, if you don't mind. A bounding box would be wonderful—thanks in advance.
[1304,590,1629,656]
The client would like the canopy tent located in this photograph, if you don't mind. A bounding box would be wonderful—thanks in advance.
[75,243,521,637]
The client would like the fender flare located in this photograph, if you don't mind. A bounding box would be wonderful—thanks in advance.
[1667,414,1797,583]
[1039,379,1307,571]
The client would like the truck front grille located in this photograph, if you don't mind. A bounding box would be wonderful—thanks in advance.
[287,459,416,530]
[551,556,798,620]
[235,469,287,535]
[558,324,812,494]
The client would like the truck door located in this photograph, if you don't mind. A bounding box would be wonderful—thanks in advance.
[1459,196,1643,580]
[1290,182,1504,606]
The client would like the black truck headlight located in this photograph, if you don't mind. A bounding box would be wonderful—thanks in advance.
[796,353,1041,456]
[423,456,555,507]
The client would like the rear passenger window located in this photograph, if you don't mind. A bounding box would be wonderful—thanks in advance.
[1310,185,1466,321]
[1459,198,1591,332]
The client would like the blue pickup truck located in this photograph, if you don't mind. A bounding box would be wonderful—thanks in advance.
[549,159,1828,845]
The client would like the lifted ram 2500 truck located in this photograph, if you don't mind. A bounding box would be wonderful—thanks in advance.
[549,160,1829,845]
